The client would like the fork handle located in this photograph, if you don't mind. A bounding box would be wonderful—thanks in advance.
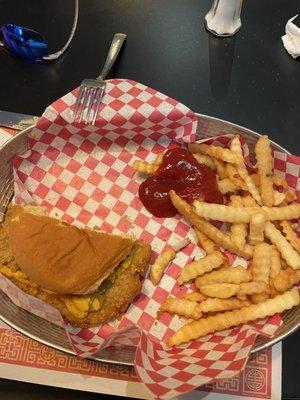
[97,33,127,81]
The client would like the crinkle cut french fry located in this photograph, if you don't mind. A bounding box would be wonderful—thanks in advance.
[244,244,254,258]
[199,297,251,313]
[199,283,238,298]
[178,251,224,284]
[279,201,289,208]
[217,178,239,194]
[251,243,272,303]
[255,136,274,206]
[260,175,274,207]
[132,160,159,175]
[184,292,207,302]
[272,175,287,188]
[256,139,274,209]
[150,239,190,285]
[273,190,285,206]
[192,201,300,223]
[248,213,265,245]
[158,297,202,320]
[242,195,258,207]
[214,159,227,179]
[167,288,300,346]
[291,221,299,230]
[192,153,216,170]
[188,143,206,154]
[285,187,297,203]
[188,143,241,164]
[237,295,248,301]
[250,173,260,187]
[194,228,218,254]
[238,281,270,296]
[270,284,279,299]
[230,195,244,206]
[265,221,300,270]
[206,146,241,164]
[195,265,251,288]
[251,243,272,283]
[230,136,262,205]
[255,135,273,175]
[280,221,300,253]
[199,281,269,298]
[272,181,296,204]
[270,247,281,280]
[279,200,290,208]
[262,203,300,220]
[169,191,251,259]
[230,195,247,250]
[193,201,252,223]
[225,163,247,190]
[172,238,191,252]
[273,268,300,293]
[150,248,176,285]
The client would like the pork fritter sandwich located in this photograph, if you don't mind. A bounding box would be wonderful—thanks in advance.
[0,204,151,327]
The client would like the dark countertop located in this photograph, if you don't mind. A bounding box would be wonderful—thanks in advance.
[0,0,299,399]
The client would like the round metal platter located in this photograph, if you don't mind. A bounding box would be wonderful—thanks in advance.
[0,114,299,366]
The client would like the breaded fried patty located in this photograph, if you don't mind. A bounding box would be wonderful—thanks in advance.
[0,211,151,327]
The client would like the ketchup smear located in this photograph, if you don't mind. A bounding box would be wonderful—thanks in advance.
[139,147,223,218]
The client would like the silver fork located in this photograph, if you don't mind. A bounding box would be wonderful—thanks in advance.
[72,33,127,125]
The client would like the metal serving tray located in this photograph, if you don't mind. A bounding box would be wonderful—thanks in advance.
[0,114,299,365]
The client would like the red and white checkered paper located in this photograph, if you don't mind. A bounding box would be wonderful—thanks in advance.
[1,79,299,399]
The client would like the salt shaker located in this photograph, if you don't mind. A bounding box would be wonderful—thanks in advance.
[205,0,243,37]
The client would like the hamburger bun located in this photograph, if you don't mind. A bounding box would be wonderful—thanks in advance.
[8,204,135,295]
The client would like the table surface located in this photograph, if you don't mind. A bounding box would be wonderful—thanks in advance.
[0,0,300,399]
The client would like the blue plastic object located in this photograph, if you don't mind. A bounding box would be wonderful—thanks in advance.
[1,24,48,61]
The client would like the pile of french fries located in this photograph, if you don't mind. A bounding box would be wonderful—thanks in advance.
[133,135,300,347]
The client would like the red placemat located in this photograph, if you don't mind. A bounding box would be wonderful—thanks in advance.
[0,321,281,399]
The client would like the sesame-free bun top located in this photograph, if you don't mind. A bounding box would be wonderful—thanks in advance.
[8,204,135,295]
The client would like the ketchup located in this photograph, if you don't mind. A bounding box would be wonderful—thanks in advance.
[139,148,223,218]
[139,147,223,217]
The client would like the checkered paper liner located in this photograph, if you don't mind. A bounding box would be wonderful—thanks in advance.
[1,79,299,399]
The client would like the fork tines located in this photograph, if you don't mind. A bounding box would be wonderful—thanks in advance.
[72,80,105,125]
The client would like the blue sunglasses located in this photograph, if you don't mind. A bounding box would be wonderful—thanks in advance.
[0,0,78,62]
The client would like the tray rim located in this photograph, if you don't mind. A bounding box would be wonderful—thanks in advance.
[0,113,298,367]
